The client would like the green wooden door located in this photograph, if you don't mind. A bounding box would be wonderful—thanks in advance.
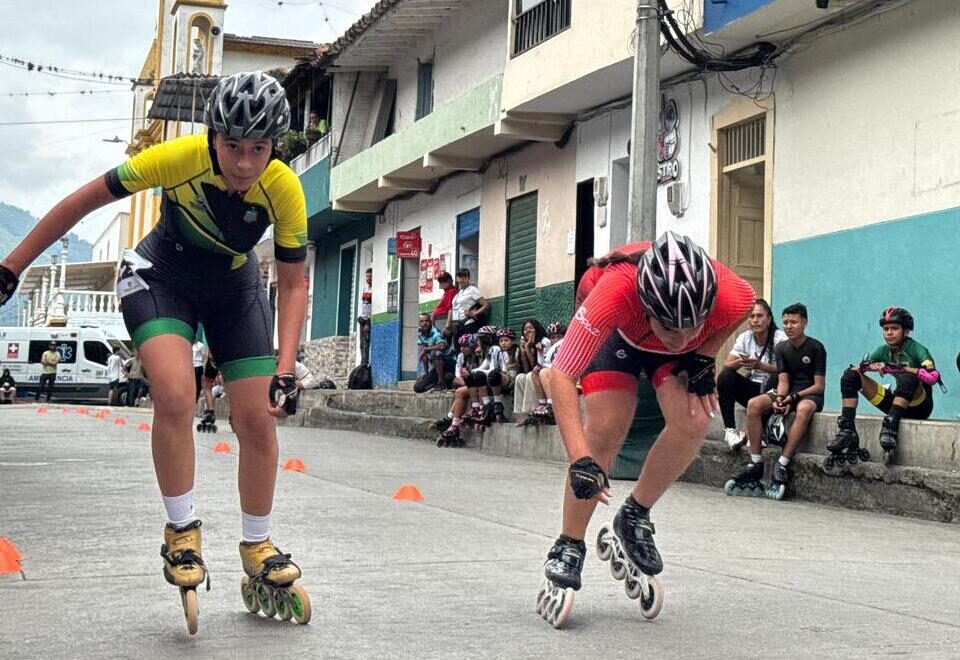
[506,193,538,330]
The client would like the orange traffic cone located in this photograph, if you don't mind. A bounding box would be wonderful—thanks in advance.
[96,411,109,419]
[61,407,71,414]
[282,458,306,473]
[0,538,22,562]
[213,442,231,454]
[36,406,47,414]
[391,484,424,502]
[0,549,22,576]
[113,417,126,425]
[77,407,88,415]
[138,422,151,432]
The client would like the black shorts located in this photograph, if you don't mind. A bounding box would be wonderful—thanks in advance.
[871,384,934,419]
[203,358,220,381]
[108,379,121,391]
[765,389,824,412]
[117,232,275,383]
[580,331,694,395]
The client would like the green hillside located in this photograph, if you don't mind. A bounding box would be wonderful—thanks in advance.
[0,202,94,325]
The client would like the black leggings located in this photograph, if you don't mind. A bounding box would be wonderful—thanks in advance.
[717,368,771,428]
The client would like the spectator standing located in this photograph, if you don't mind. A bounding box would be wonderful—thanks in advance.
[717,299,786,450]
[448,268,489,340]
[106,347,124,406]
[36,341,60,402]
[192,339,208,402]
[125,350,146,407]
[0,367,17,404]
[358,268,372,366]
[431,271,456,332]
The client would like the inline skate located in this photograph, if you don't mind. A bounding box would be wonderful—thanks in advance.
[536,536,585,629]
[595,498,664,620]
[239,539,311,624]
[161,520,210,635]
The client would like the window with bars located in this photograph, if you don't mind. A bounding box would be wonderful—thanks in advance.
[722,117,765,169]
[512,0,571,57]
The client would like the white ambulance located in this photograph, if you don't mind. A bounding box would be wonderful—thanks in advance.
[0,326,131,402]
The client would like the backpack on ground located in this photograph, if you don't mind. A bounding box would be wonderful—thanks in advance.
[348,364,372,390]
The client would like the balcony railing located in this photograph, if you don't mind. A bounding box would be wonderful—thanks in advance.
[512,0,571,57]
[290,133,332,175]
[25,289,121,327]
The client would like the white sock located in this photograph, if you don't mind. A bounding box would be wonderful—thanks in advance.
[750,454,763,464]
[241,511,272,543]
[471,402,481,409]
[446,412,454,419]
[538,398,547,405]
[778,455,791,467]
[493,395,502,403]
[162,490,196,527]
[546,398,553,405]
[482,396,491,405]
[452,417,462,426]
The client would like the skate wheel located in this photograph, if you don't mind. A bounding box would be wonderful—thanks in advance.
[257,584,277,617]
[766,484,786,501]
[241,577,259,614]
[548,587,574,629]
[723,479,737,495]
[595,526,612,561]
[181,588,199,635]
[823,455,835,470]
[436,436,445,448]
[883,450,893,466]
[196,424,202,432]
[276,592,294,621]
[535,583,549,615]
[847,451,859,465]
[610,559,627,581]
[859,448,870,462]
[639,575,664,620]
[289,583,311,624]
[624,576,642,600]
[212,426,217,433]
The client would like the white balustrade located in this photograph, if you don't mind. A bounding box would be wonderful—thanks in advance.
[289,133,331,175]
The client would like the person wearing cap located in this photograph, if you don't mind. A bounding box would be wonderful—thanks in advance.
[36,341,60,402]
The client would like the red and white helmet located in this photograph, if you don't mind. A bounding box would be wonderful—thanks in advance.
[636,232,717,330]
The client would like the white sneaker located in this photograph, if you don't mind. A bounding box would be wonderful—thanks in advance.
[724,428,745,452]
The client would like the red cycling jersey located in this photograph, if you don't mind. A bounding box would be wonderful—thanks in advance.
[555,246,755,379]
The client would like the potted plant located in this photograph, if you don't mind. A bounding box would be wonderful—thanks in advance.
[278,130,307,161]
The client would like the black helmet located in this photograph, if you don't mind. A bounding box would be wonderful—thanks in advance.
[204,71,291,140]
[546,321,567,336]
[636,232,717,330]
[765,413,787,447]
[879,307,914,331]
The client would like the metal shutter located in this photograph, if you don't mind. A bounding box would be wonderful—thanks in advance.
[506,193,538,330]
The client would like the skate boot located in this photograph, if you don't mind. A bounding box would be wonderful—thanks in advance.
[432,416,452,432]
[540,403,556,425]
[879,414,899,465]
[724,461,765,497]
[723,428,746,453]
[824,417,870,469]
[481,402,495,428]
[595,498,664,620]
[160,520,210,635]
[196,410,217,433]
[537,536,586,629]
[766,461,790,500]
[436,424,462,448]
[464,406,484,430]
[492,401,507,423]
[239,539,311,624]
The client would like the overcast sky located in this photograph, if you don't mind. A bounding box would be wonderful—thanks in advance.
[0,0,373,244]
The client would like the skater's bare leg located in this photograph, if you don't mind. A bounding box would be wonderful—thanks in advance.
[452,386,470,417]
[540,368,553,399]
[139,335,196,497]
[226,376,278,516]
[781,399,816,460]
[631,376,712,507]
[746,394,774,454]
[560,389,636,540]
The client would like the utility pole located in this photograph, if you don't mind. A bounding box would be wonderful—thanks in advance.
[627,0,661,243]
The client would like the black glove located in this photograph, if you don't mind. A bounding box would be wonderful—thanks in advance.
[568,457,609,500]
[269,373,299,415]
[672,353,717,396]
[0,264,19,307]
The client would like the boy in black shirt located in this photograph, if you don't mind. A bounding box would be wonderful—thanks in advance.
[725,303,826,500]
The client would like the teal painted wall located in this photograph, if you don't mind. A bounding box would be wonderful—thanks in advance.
[772,207,960,419]
[300,157,330,218]
[309,217,375,340]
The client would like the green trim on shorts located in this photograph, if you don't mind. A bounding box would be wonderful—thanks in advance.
[219,356,276,382]
[131,318,196,347]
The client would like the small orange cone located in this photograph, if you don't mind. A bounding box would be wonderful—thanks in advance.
[213,442,231,454]
[138,422,151,432]
[96,411,109,419]
[36,407,47,414]
[282,458,306,473]
[61,407,71,414]
[77,407,88,415]
[392,484,424,502]
[0,538,22,562]
[0,549,22,576]
[113,417,126,425]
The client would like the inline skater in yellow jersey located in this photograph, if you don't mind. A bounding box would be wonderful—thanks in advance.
[0,71,311,633]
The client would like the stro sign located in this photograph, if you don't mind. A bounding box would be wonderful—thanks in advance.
[396,230,421,259]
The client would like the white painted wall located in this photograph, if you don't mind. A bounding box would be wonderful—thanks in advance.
[773,0,960,243]
[369,174,483,316]
[388,0,507,133]
[92,213,129,263]
[222,50,300,75]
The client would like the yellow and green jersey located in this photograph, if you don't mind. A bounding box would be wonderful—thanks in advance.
[867,337,935,370]
[105,133,307,269]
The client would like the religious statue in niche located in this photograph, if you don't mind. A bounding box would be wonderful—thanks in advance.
[191,36,206,74]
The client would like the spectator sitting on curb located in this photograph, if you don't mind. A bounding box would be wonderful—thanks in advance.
[463,325,503,426]
[415,313,454,393]
[431,271,456,333]
[830,307,941,461]
[728,303,826,499]
[527,322,567,425]
[447,268,489,342]
[294,359,318,390]
[513,319,549,420]
[718,298,786,451]
[433,333,480,438]
[0,367,17,404]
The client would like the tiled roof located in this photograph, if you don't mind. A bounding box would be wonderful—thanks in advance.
[147,74,219,123]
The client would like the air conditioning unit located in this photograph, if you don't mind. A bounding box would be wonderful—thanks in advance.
[593,176,608,207]
[666,181,685,217]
